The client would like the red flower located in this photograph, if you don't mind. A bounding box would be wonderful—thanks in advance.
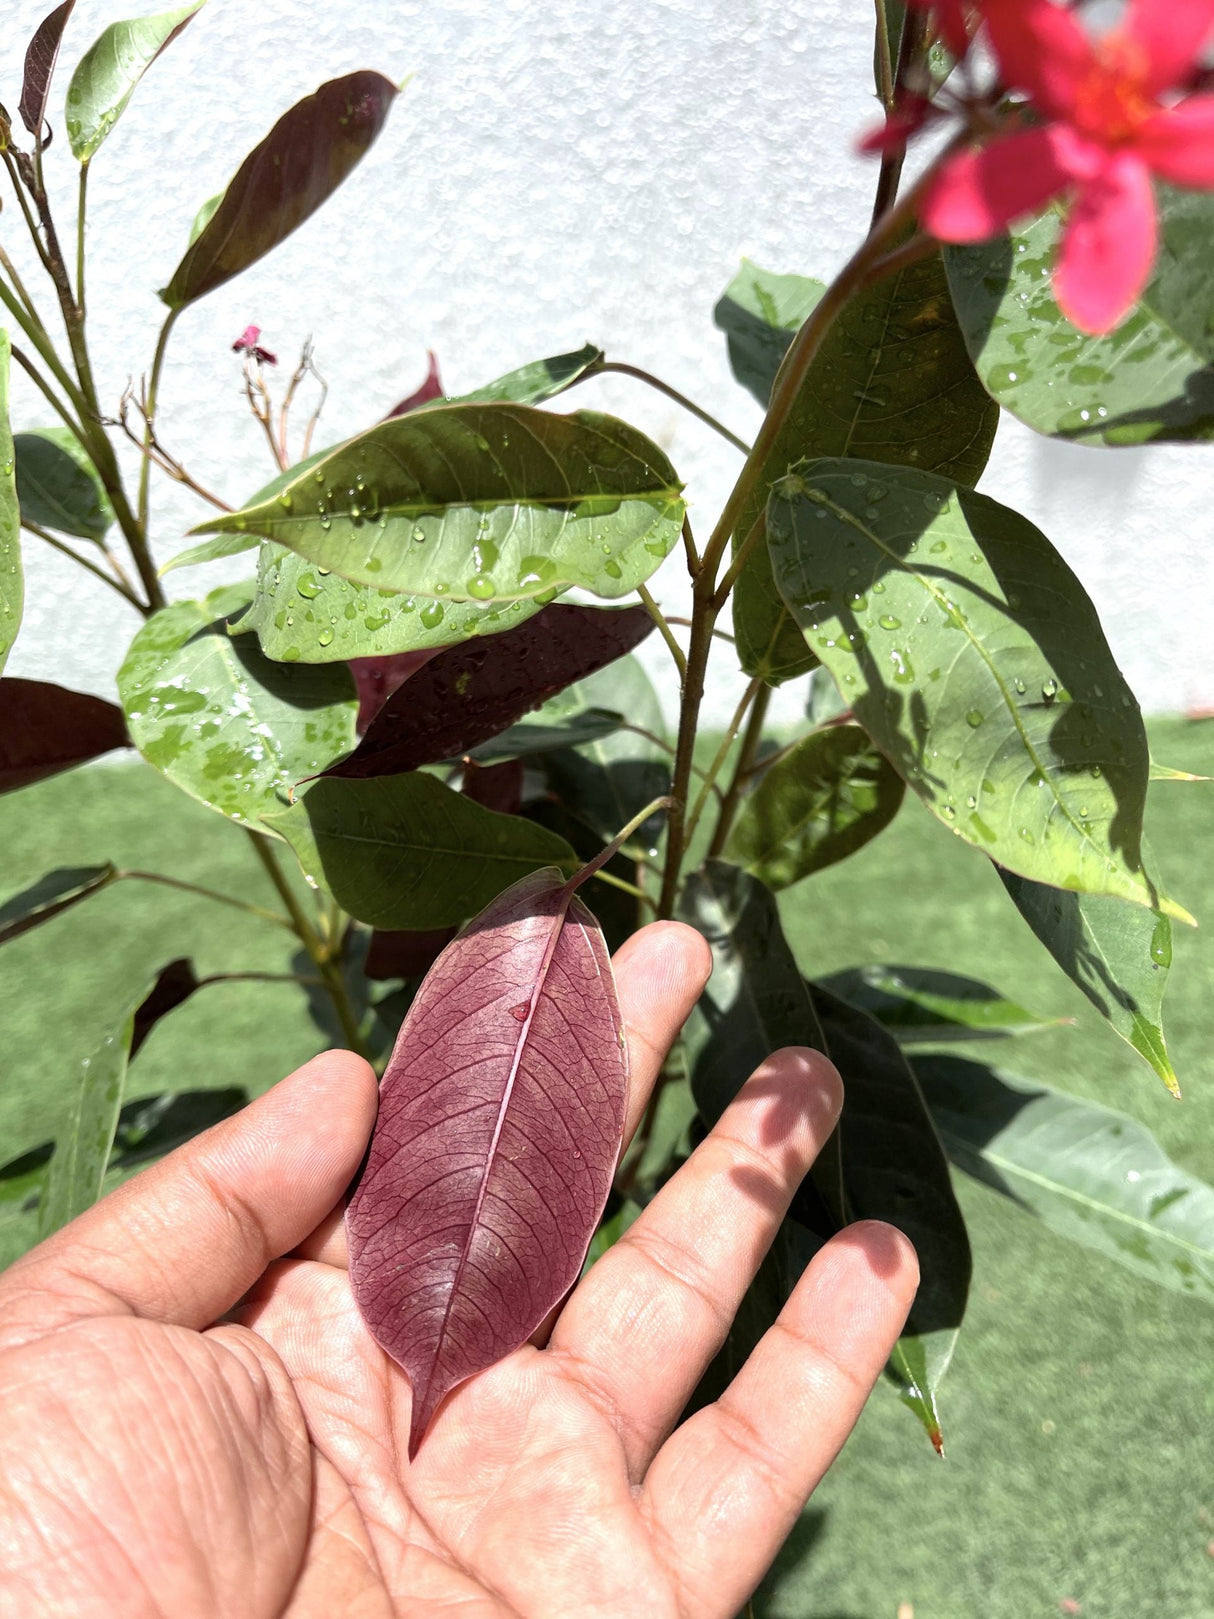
[232,324,278,365]
[922,0,1214,333]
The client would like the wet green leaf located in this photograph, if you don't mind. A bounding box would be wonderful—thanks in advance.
[160,71,397,308]
[231,542,547,663]
[820,962,1064,1043]
[190,404,685,604]
[539,655,671,840]
[768,459,1178,919]
[915,1054,1214,1300]
[64,1,204,162]
[0,863,117,947]
[159,531,259,576]
[946,189,1214,445]
[0,334,22,676]
[264,773,576,929]
[117,582,358,826]
[730,249,998,685]
[714,261,824,407]
[725,724,904,888]
[997,866,1179,1096]
[14,427,112,542]
[439,344,604,408]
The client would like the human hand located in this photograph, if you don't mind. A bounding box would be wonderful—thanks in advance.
[0,921,917,1618]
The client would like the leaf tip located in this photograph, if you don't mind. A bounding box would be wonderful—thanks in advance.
[1160,895,1198,929]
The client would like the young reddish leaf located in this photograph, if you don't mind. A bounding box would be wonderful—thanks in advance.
[387,351,444,417]
[349,649,439,733]
[327,602,653,778]
[18,0,76,141]
[160,71,398,309]
[347,865,629,1455]
[0,677,129,792]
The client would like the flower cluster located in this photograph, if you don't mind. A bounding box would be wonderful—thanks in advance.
[868,0,1214,333]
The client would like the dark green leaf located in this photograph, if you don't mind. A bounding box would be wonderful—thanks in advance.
[731,248,998,685]
[997,865,1179,1096]
[109,1086,246,1166]
[65,1,204,162]
[117,582,359,826]
[819,962,1065,1043]
[539,655,671,841]
[725,724,904,888]
[0,334,22,676]
[0,863,117,947]
[468,704,622,765]
[14,427,112,541]
[945,189,1214,445]
[190,404,686,604]
[19,1,77,139]
[263,773,577,929]
[232,542,547,663]
[160,70,398,308]
[714,261,824,407]
[914,1054,1214,1300]
[767,459,1181,919]
[439,344,604,408]
[808,984,971,1453]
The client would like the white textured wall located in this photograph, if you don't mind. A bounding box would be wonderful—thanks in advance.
[5,0,1213,729]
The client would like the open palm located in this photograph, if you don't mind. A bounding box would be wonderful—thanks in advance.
[0,922,916,1618]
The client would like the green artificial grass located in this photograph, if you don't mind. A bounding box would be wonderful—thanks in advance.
[1,721,1212,1616]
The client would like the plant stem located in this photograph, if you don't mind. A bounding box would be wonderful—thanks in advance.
[682,674,763,853]
[590,867,655,908]
[0,242,47,330]
[712,510,766,611]
[244,829,373,1061]
[657,601,714,918]
[636,582,687,679]
[8,342,89,440]
[707,682,771,857]
[22,519,144,607]
[565,795,673,898]
[117,868,294,929]
[138,309,180,536]
[76,163,89,313]
[590,360,751,455]
[1,152,56,281]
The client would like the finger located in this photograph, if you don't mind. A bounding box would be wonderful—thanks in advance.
[545,1047,843,1478]
[297,919,712,1270]
[0,1050,378,1344]
[643,1220,919,1616]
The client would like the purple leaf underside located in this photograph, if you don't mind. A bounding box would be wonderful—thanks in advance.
[347,866,629,1456]
[328,601,653,778]
[19,0,76,139]
[0,677,129,792]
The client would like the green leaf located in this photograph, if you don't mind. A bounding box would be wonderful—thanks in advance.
[768,459,1180,919]
[190,404,686,604]
[819,962,1065,1043]
[186,189,222,245]
[232,542,546,663]
[466,700,624,766]
[914,1054,1214,1300]
[714,261,824,407]
[264,773,577,929]
[731,248,998,686]
[997,866,1179,1097]
[808,984,970,1453]
[945,189,1214,445]
[64,2,205,162]
[0,863,118,947]
[160,70,397,308]
[159,530,259,576]
[39,968,157,1236]
[117,582,359,826]
[14,427,112,541]
[1150,759,1211,783]
[539,655,670,840]
[678,863,970,1449]
[440,344,604,408]
[725,724,904,888]
[0,334,20,676]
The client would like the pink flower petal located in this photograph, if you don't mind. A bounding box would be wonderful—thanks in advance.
[985,0,1094,121]
[1054,153,1157,334]
[1136,96,1214,186]
[1124,0,1214,96]
[921,125,1077,241]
